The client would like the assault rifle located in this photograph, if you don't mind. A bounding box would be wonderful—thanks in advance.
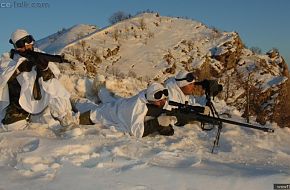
[162,101,274,153]
[10,49,67,100]
[10,49,66,65]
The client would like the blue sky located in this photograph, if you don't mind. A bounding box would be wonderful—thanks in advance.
[1,0,289,67]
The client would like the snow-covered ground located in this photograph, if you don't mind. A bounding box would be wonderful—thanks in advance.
[0,78,289,190]
[0,118,289,190]
[36,24,98,54]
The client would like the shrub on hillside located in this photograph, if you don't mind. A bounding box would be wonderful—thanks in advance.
[109,11,131,25]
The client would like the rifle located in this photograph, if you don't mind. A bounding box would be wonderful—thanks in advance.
[10,49,65,65]
[10,50,65,100]
[20,51,64,65]
[162,101,274,153]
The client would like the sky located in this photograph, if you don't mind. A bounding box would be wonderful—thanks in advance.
[0,0,289,68]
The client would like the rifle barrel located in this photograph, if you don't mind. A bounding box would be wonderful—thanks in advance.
[179,110,274,132]
[206,115,274,132]
[168,101,274,133]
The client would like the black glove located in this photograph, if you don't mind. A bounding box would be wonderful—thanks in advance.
[157,124,174,136]
[174,111,189,127]
[143,118,174,137]
[17,60,34,72]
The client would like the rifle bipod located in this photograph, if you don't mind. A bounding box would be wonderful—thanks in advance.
[211,122,222,153]
[204,95,223,154]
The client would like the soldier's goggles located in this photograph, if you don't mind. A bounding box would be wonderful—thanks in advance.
[175,73,196,82]
[153,89,169,100]
[13,35,35,48]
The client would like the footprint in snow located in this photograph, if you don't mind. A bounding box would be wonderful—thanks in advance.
[16,155,60,179]
[128,185,151,190]
[149,151,201,168]
[21,138,40,153]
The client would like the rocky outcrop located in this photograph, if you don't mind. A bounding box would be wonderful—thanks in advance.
[227,52,288,126]
[211,33,244,71]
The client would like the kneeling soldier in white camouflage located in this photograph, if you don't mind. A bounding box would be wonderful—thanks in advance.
[0,29,79,131]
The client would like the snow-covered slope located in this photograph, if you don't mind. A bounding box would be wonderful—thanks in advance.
[61,14,231,79]
[36,24,98,54]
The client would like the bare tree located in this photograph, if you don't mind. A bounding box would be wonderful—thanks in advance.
[250,46,262,54]
[108,11,131,25]
[224,75,230,101]
[139,18,146,30]
[128,70,137,78]
[245,72,253,123]
[271,47,279,54]
[135,9,155,15]
[112,28,120,41]
[244,64,259,123]
[267,47,280,58]
[78,40,86,52]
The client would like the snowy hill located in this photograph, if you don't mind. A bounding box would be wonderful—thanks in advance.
[36,24,98,54]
